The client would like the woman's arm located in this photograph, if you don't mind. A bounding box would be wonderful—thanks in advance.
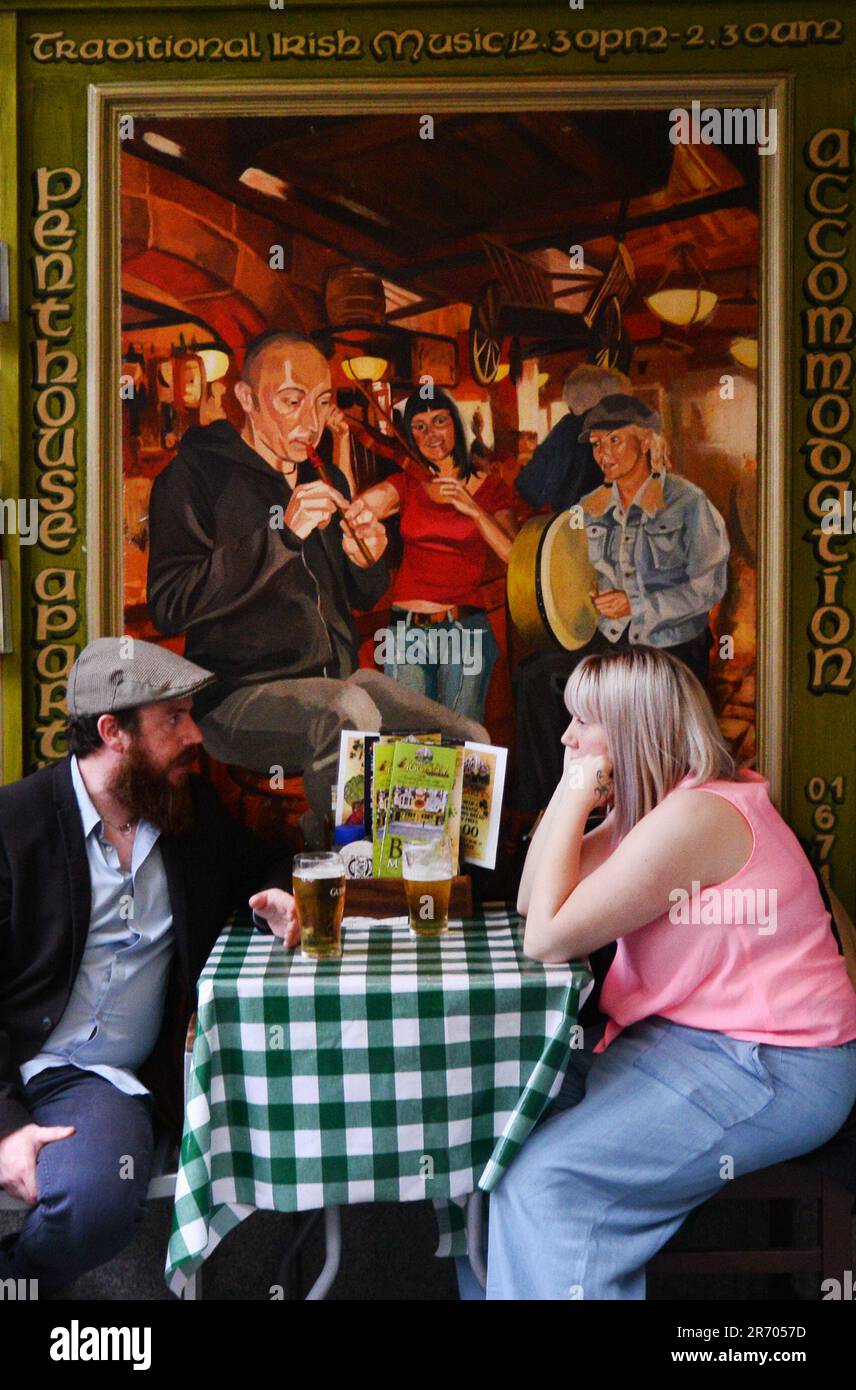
[357,479,402,521]
[517,791,563,916]
[427,478,517,563]
[491,506,520,544]
[517,789,614,916]
[472,505,516,563]
[524,785,753,963]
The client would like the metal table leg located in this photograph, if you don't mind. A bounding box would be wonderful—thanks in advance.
[276,1210,323,1294]
[465,1191,487,1290]
[305,1207,342,1300]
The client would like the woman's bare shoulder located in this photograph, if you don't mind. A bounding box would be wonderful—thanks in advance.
[643,786,744,832]
[633,786,753,879]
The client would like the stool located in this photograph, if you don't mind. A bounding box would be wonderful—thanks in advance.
[648,1160,854,1294]
[227,764,309,853]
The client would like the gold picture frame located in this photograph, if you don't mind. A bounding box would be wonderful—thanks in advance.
[87,74,791,808]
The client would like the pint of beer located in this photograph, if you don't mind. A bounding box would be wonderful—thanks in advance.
[293,852,346,959]
[402,836,454,938]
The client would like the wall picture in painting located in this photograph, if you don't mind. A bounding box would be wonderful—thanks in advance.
[117,104,761,837]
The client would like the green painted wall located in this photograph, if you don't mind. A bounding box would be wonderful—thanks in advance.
[5,0,856,908]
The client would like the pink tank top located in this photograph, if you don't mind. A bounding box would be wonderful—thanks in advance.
[593,770,856,1052]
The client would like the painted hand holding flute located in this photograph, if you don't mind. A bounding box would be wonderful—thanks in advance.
[283,445,388,568]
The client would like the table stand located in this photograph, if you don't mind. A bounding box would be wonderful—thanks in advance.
[277,1193,487,1298]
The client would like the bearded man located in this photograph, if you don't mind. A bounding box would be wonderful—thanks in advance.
[0,638,297,1294]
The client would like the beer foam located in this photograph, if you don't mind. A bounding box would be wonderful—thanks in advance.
[402,865,451,882]
[294,863,344,881]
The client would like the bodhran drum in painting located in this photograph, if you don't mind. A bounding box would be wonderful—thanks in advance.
[507,511,598,652]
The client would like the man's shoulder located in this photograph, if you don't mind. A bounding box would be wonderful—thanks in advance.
[660,473,707,506]
[551,412,580,439]
[524,412,577,471]
[581,483,612,518]
[186,773,236,833]
[655,473,724,525]
[153,423,242,489]
[536,412,578,450]
[188,770,223,804]
[0,761,65,835]
[0,760,62,806]
[159,774,232,858]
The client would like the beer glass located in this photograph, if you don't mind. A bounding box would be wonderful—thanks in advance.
[293,852,346,959]
[402,836,454,938]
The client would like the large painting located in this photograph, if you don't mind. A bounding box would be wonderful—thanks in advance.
[85,79,788,834]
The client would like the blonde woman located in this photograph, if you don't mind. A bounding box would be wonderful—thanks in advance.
[514,363,632,513]
[578,392,727,682]
[513,392,728,817]
[487,646,856,1300]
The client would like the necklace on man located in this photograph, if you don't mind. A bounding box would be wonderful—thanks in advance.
[101,816,138,835]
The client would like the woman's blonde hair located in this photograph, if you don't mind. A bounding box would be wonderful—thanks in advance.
[564,646,737,839]
[624,423,672,473]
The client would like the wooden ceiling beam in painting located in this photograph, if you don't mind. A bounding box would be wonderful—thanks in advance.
[249,149,439,250]
[249,111,671,252]
[252,114,430,165]
[128,111,760,335]
[130,126,420,271]
[395,184,754,287]
[508,112,664,200]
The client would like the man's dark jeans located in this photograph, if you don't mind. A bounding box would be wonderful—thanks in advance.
[0,1065,154,1296]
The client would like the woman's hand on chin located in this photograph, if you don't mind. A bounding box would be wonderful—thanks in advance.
[561,751,614,811]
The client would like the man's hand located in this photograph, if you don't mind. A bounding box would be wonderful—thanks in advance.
[249,888,300,948]
[0,1123,75,1206]
[283,481,349,540]
[592,588,632,620]
[341,497,388,567]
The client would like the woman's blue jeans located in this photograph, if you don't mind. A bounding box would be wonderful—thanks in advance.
[384,608,499,725]
[459,1017,856,1300]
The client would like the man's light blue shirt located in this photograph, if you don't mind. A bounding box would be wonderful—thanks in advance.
[20,756,175,1097]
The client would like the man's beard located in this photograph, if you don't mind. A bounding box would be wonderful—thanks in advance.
[109,740,196,836]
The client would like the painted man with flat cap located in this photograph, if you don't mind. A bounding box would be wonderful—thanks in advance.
[515,393,729,813]
[0,637,298,1294]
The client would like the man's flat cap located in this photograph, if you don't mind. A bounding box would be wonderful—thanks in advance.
[67,637,215,716]
[579,393,663,441]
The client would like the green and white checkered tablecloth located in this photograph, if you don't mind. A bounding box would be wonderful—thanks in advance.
[165,907,591,1294]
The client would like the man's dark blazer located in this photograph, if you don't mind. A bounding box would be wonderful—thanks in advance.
[0,756,291,1141]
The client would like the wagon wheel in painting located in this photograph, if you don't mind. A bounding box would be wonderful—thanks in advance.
[587,295,633,374]
[469,280,504,385]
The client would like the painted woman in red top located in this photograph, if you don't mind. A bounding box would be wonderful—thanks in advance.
[359,390,518,723]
